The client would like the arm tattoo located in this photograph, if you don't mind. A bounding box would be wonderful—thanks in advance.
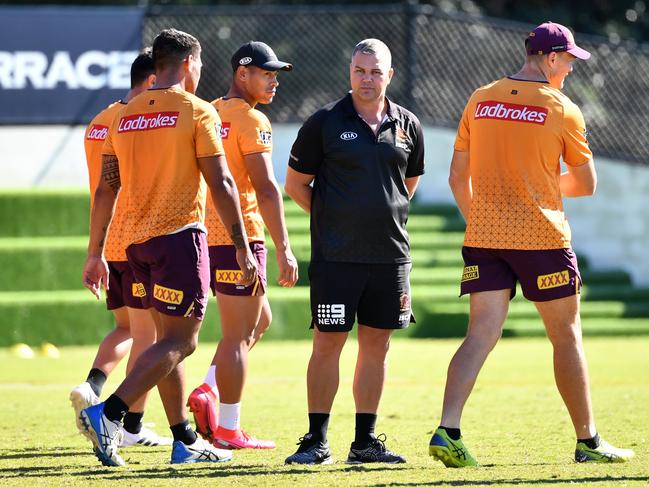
[98,226,107,251]
[230,223,246,249]
[102,155,121,194]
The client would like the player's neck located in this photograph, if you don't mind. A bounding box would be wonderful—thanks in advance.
[351,93,387,124]
[512,61,553,85]
[225,84,257,108]
[123,86,145,103]
[151,68,190,93]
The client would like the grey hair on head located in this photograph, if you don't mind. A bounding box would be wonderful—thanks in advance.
[351,38,392,67]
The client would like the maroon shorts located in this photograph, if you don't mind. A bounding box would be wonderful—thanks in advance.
[105,260,145,310]
[460,246,582,302]
[209,243,267,296]
[126,229,210,320]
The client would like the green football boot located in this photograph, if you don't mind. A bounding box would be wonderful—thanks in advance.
[428,427,478,468]
[575,438,635,463]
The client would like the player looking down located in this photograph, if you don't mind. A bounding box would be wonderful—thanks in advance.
[188,41,297,450]
[428,21,634,467]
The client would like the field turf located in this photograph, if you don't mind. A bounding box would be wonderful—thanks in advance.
[1,337,647,486]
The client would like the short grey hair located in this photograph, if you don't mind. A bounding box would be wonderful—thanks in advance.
[351,38,392,67]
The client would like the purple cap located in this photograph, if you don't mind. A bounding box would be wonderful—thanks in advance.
[525,22,591,60]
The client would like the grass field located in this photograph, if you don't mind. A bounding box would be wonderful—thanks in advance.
[0,337,647,486]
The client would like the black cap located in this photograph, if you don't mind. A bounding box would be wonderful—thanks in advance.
[230,41,293,72]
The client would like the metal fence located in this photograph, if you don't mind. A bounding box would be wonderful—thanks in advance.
[145,4,649,165]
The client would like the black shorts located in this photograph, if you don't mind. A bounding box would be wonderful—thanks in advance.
[309,261,415,332]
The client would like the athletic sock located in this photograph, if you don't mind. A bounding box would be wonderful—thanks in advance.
[354,413,377,444]
[104,394,129,423]
[86,368,107,397]
[219,402,241,431]
[439,426,462,441]
[203,365,217,389]
[170,420,198,445]
[578,432,601,449]
[123,412,144,434]
[308,413,330,443]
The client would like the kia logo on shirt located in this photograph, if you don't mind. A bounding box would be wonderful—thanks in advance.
[340,131,358,141]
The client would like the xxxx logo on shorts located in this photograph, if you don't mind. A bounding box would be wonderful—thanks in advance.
[216,269,243,284]
[537,270,570,290]
[461,265,479,282]
[153,284,183,305]
[132,282,146,298]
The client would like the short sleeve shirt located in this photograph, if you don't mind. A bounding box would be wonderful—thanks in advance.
[454,77,592,250]
[289,93,425,264]
[205,97,271,246]
[85,100,130,261]
[103,87,225,246]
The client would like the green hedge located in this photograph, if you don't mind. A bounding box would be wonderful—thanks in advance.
[2,288,649,346]
[0,190,90,237]
[2,190,647,345]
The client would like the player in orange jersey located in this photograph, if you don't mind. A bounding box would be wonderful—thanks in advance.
[70,48,171,448]
[428,22,634,467]
[79,28,257,467]
[187,41,297,450]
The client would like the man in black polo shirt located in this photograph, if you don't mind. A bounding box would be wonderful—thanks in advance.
[284,38,425,465]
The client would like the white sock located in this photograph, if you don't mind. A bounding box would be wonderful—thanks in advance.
[219,402,241,431]
[203,365,216,389]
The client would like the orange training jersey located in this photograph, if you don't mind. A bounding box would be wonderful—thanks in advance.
[454,77,592,250]
[85,100,130,261]
[103,87,225,246]
[85,101,125,209]
[205,97,271,246]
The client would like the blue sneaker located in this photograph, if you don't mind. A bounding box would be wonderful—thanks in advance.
[79,402,125,467]
[170,437,233,464]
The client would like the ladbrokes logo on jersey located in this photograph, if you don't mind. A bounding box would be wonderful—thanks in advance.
[220,122,231,139]
[117,111,179,133]
[86,124,109,140]
[474,101,548,125]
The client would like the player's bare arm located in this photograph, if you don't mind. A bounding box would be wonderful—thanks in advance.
[448,150,472,221]
[405,176,420,200]
[284,166,315,214]
[82,154,121,299]
[198,154,258,286]
[560,160,597,197]
[245,151,298,287]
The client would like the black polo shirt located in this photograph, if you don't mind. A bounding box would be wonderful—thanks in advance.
[288,93,425,264]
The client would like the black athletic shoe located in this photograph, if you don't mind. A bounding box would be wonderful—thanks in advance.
[346,433,406,464]
[284,433,333,465]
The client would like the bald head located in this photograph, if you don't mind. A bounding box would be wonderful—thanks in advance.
[351,38,392,69]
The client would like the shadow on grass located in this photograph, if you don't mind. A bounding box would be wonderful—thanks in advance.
[0,447,92,460]
[0,461,415,480]
[69,463,415,480]
[387,476,649,486]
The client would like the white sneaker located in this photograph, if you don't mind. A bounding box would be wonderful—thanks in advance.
[120,426,173,448]
[70,382,99,433]
[170,437,233,464]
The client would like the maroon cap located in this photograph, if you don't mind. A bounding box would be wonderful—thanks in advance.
[525,22,591,60]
